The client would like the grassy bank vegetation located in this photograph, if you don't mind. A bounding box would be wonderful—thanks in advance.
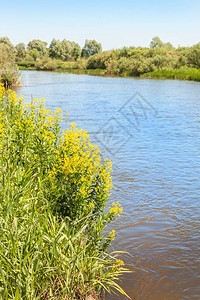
[17,59,106,76]
[0,85,131,299]
[142,66,200,81]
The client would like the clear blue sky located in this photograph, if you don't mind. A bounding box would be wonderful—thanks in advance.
[0,0,200,49]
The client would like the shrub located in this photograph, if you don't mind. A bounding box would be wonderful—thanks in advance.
[35,57,58,71]
[87,52,112,69]
[105,58,120,75]
[0,43,20,87]
[187,43,200,68]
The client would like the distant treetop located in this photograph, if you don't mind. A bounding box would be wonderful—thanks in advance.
[81,39,102,58]
[150,36,174,49]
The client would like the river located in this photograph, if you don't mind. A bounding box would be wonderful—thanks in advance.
[15,71,200,300]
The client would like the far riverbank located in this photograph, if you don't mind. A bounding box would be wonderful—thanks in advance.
[17,62,200,82]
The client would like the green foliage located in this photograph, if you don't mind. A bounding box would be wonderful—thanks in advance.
[28,49,40,61]
[71,43,82,60]
[17,61,36,70]
[0,86,130,299]
[0,37,16,56]
[75,58,88,69]
[150,36,174,49]
[27,39,48,59]
[104,56,154,76]
[0,43,20,87]
[187,43,200,68]
[15,43,26,59]
[82,39,102,58]
[143,66,200,81]
[0,37,19,86]
[175,47,189,68]
[86,45,179,76]
[58,39,73,60]
[1,35,200,82]
[35,57,58,71]
[150,36,164,48]
[87,51,112,69]
[164,42,174,50]
[49,39,81,61]
[49,39,61,59]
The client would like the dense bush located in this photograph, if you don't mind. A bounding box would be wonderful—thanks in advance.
[49,39,81,61]
[81,40,102,58]
[85,45,182,77]
[15,42,26,58]
[35,57,58,71]
[27,39,48,60]
[187,43,200,68]
[0,41,20,87]
[87,52,112,69]
[0,85,130,299]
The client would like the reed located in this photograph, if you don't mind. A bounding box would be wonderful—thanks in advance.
[143,66,200,82]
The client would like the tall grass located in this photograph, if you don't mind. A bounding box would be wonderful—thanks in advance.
[0,85,131,299]
[142,66,200,82]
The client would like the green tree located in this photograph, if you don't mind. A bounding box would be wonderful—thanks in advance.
[150,36,164,48]
[28,49,40,61]
[187,43,200,68]
[71,43,81,60]
[0,43,20,87]
[163,42,174,49]
[27,39,48,59]
[0,37,16,56]
[49,39,78,61]
[15,43,26,58]
[150,37,174,50]
[49,38,60,59]
[81,39,102,58]
[60,39,73,60]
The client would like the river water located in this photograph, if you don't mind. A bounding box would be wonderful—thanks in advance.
[15,71,200,300]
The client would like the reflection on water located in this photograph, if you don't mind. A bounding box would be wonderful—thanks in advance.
[15,71,200,300]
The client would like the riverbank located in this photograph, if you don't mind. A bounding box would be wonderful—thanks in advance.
[142,67,200,82]
[17,62,200,82]
[17,61,107,76]
[15,71,200,300]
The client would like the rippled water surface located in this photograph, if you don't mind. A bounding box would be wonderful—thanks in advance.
[15,71,200,300]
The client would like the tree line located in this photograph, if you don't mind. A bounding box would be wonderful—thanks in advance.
[15,38,102,61]
[85,36,200,76]
[1,36,200,86]
[0,37,102,86]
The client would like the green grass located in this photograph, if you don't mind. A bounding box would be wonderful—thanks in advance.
[17,61,36,70]
[142,66,200,82]
[0,85,131,299]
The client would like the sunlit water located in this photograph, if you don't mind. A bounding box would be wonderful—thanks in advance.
[15,71,200,300]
